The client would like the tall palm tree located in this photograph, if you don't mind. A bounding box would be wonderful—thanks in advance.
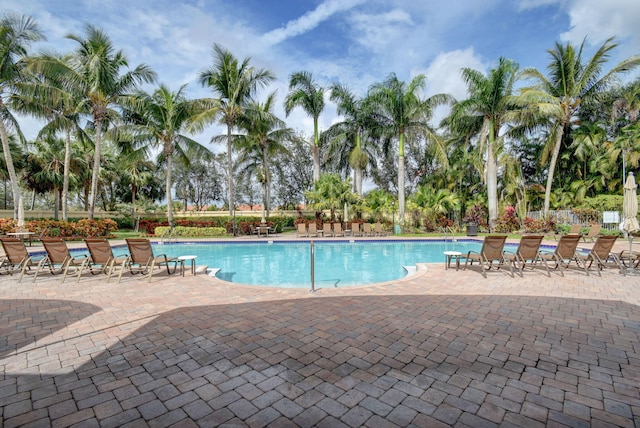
[0,13,43,217]
[445,57,519,231]
[368,73,450,226]
[284,71,325,183]
[324,83,377,195]
[234,92,293,220]
[198,43,275,215]
[33,25,157,219]
[517,37,640,214]
[123,84,212,225]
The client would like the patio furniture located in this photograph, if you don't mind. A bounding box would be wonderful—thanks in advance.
[0,237,43,281]
[462,235,508,278]
[333,222,345,237]
[296,223,308,238]
[308,223,318,238]
[581,223,602,242]
[85,238,129,282]
[121,238,178,283]
[539,234,586,276]
[362,223,373,237]
[321,223,333,237]
[34,238,90,283]
[374,222,386,236]
[576,235,622,276]
[502,235,548,277]
[351,223,363,237]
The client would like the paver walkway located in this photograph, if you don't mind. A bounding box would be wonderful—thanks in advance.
[1,238,640,427]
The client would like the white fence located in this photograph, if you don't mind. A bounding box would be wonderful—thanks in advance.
[526,210,621,231]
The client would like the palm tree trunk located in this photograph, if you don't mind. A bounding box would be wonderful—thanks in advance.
[166,147,173,226]
[313,117,320,182]
[487,120,498,232]
[227,124,234,216]
[0,115,21,219]
[543,127,564,214]
[263,148,270,218]
[398,133,406,226]
[88,118,102,220]
[62,128,71,221]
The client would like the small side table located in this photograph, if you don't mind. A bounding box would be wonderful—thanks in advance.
[177,255,197,276]
[444,251,463,270]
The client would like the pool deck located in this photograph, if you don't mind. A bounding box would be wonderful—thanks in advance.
[1,235,640,427]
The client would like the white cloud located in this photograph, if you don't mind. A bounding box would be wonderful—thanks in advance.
[260,0,366,46]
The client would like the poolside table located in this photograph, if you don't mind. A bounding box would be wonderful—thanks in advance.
[177,255,197,276]
[444,251,463,270]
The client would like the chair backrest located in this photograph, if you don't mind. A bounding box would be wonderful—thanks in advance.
[126,238,154,264]
[585,223,602,238]
[480,235,508,260]
[42,238,71,264]
[590,235,617,259]
[0,237,28,263]
[352,223,360,233]
[333,223,342,233]
[308,223,317,234]
[555,234,581,259]
[516,235,544,260]
[374,222,383,233]
[363,223,372,234]
[568,224,582,234]
[297,223,306,233]
[85,238,114,264]
[323,223,332,234]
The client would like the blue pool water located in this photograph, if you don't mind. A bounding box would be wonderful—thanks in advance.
[140,240,496,288]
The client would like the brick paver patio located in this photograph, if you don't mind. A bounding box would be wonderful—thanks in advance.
[1,237,639,427]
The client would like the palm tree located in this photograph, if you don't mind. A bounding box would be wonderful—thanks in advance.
[123,84,212,225]
[517,37,640,214]
[32,25,157,219]
[234,92,293,221]
[284,71,325,183]
[198,43,275,215]
[368,73,451,226]
[26,136,65,219]
[0,13,43,217]
[324,83,377,195]
[445,57,519,231]
[304,173,357,222]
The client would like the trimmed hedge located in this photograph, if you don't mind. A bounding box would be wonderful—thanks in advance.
[0,218,118,238]
[155,226,227,237]
[140,216,295,236]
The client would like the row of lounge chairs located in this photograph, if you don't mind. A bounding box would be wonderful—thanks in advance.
[553,223,602,242]
[463,234,626,278]
[297,222,387,238]
[0,237,178,283]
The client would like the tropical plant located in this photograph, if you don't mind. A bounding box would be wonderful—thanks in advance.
[284,71,325,183]
[234,92,293,220]
[516,37,640,214]
[198,43,275,215]
[0,12,43,217]
[445,57,519,231]
[304,173,358,222]
[368,73,451,225]
[122,84,212,225]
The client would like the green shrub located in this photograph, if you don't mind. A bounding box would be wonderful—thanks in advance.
[155,226,227,237]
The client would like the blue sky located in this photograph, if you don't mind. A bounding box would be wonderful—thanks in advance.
[5,0,640,144]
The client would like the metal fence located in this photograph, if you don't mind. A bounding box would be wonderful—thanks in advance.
[526,209,621,231]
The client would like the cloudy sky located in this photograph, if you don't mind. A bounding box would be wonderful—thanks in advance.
[5,0,640,144]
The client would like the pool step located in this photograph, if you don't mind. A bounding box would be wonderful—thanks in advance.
[195,265,208,274]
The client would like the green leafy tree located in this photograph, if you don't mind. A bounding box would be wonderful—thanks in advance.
[284,71,325,183]
[198,43,275,215]
[304,173,357,222]
[517,37,640,213]
[0,13,43,216]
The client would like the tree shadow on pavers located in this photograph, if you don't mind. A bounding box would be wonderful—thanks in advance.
[3,295,640,426]
[0,299,102,358]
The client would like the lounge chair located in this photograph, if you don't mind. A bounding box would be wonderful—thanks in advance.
[576,235,622,276]
[0,237,43,281]
[296,223,308,238]
[553,224,582,240]
[351,223,362,237]
[581,223,602,242]
[333,222,345,237]
[502,235,549,277]
[539,234,587,276]
[85,238,129,282]
[374,222,386,236]
[121,238,178,282]
[321,223,333,237]
[308,223,318,238]
[34,238,90,283]
[362,223,373,237]
[462,235,508,278]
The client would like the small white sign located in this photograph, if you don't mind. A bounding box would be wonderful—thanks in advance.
[603,211,620,223]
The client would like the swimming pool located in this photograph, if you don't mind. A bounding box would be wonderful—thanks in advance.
[146,240,499,288]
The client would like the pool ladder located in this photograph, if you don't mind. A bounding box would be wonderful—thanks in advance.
[159,226,175,244]
[443,226,457,242]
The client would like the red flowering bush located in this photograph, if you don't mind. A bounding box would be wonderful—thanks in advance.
[495,206,520,233]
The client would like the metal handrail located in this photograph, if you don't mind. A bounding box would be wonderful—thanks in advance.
[444,226,457,242]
